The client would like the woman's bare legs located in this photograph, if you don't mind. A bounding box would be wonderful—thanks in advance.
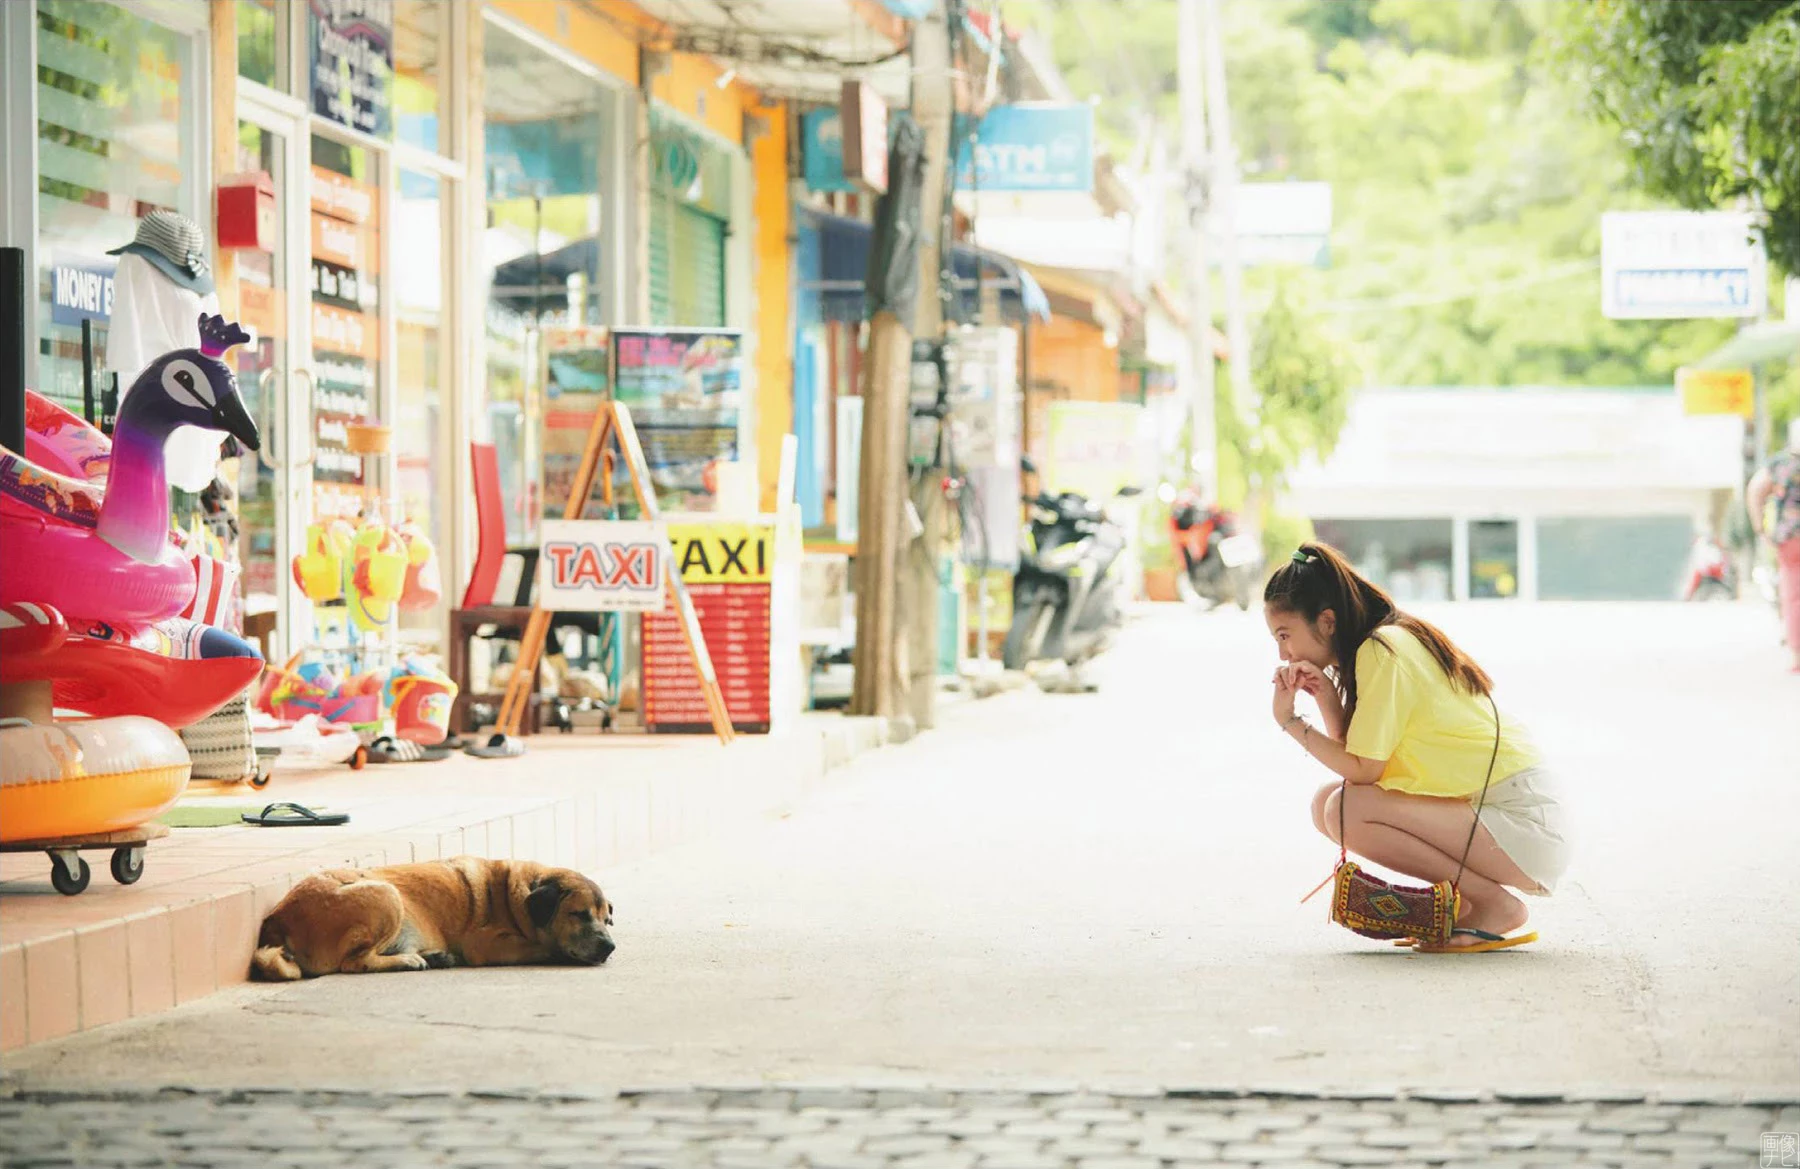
[1312,782,1540,945]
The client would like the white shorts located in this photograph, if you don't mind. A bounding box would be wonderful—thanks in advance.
[1473,767,1571,896]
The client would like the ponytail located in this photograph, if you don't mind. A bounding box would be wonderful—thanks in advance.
[1264,542,1492,719]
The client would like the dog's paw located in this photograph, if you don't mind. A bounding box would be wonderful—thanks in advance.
[420,950,460,969]
[396,952,430,971]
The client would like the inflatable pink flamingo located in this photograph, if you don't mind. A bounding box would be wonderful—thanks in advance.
[0,315,261,621]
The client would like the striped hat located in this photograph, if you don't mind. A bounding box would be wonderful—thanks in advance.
[106,210,214,294]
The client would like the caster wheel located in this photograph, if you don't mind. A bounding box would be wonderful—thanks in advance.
[249,766,273,790]
[50,854,91,896]
[110,846,145,886]
[350,745,368,770]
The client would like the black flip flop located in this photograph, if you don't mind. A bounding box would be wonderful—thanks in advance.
[241,802,350,827]
[464,732,526,759]
[367,735,451,763]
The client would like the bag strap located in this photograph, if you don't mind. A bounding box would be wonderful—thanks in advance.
[1335,691,1502,890]
[1450,693,1503,895]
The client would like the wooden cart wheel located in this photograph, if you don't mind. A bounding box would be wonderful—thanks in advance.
[351,745,368,770]
[249,764,273,790]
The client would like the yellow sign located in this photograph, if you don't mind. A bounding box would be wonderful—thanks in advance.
[1677,367,1754,418]
[666,521,775,583]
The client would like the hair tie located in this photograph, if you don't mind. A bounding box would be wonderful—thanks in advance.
[1291,549,1315,565]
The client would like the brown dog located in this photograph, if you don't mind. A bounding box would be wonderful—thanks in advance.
[251,857,614,981]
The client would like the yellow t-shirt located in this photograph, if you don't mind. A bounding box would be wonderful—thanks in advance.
[1343,626,1539,798]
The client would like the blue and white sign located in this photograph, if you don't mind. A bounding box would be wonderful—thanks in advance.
[802,108,854,193]
[955,103,1093,193]
[1601,210,1767,320]
[50,254,116,327]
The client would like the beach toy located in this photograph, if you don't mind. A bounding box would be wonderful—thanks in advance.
[346,522,407,632]
[0,716,191,845]
[0,316,260,622]
[391,673,456,744]
[292,518,352,602]
[21,392,110,482]
[397,518,442,611]
[1,603,265,730]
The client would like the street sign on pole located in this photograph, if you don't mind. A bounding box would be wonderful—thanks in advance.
[1601,211,1766,320]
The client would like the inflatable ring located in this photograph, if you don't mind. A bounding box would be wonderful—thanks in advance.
[0,717,191,843]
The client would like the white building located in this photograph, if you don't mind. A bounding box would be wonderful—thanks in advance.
[1282,387,1744,602]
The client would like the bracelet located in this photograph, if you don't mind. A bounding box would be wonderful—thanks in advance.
[1281,713,1308,736]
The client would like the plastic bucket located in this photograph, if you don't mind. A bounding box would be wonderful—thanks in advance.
[391,675,456,744]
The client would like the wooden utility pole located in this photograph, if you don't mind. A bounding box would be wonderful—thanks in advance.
[902,1,955,731]
[851,115,929,720]
[1176,0,1218,489]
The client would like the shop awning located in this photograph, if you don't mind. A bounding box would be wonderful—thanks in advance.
[1691,318,1800,371]
[796,207,1051,326]
[489,237,601,311]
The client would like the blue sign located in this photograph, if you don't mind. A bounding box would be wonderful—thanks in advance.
[50,255,116,327]
[956,103,1093,193]
[803,108,854,193]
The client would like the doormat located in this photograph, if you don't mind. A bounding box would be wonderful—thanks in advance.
[158,805,262,828]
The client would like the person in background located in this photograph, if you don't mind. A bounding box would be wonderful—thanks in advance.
[1747,418,1800,673]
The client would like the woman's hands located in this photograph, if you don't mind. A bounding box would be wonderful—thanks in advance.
[1271,665,1299,725]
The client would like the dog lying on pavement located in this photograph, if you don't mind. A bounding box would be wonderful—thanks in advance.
[252,857,614,980]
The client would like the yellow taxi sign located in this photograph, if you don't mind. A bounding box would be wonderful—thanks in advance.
[666,521,775,584]
[1676,367,1754,418]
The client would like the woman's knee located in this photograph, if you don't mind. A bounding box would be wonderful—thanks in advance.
[1311,782,1341,842]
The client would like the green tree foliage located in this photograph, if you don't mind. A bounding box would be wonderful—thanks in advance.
[1003,0,1737,389]
[1553,0,1800,275]
[1221,282,1355,496]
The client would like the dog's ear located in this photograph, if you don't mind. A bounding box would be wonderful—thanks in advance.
[525,878,564,930]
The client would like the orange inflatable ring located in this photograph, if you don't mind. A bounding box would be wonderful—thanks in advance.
[0,717,191,843]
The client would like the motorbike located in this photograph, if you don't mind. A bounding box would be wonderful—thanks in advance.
[1168,487,1263,610]
[1002,458,1140,676]
[1681,534,1737,601]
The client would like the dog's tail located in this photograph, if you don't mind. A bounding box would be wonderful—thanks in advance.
[250,917,303,982]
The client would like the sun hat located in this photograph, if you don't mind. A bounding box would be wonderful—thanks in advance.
[106,210,214,294]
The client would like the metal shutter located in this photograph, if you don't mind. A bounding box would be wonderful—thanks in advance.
[649,195,726,327]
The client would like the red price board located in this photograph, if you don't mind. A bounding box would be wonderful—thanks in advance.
[641,522,774,734]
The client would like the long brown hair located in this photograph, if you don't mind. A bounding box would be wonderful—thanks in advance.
[1263,541,1492,719]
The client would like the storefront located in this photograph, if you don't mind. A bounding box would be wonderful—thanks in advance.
[1286,387,1744,602]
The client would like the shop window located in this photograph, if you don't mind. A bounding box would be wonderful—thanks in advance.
[309,133,382,521]
[1312,518,1455,603]
[236,0,286,91]
[481,18,610,544]
[395,169,446,645]
[1538,516,1694,601]
[33,0,199,410]
[394,0,446,153]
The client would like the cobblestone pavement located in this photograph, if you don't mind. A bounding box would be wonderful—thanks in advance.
[3,1087,1796,1169]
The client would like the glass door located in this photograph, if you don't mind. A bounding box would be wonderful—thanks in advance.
[234,99,314,659]
[1468,519,1521,600]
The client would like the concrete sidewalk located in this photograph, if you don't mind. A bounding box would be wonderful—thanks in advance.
[0,713,894,1052]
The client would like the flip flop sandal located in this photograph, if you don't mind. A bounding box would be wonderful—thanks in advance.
[241,802,350,827]
[367,735,451,763]
[1410,928,1538,954]
[464,733,526,759]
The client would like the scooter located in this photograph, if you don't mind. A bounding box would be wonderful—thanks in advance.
[1002,457,1140,679]
[1169,486,1262,610]
[1681,534,1737,601]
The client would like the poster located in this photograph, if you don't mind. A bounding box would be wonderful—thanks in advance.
[541,326,611,515]
[309,0,393,139]
[611,328,743,513]
[641,520,774,734]
[1044,401,1149,502]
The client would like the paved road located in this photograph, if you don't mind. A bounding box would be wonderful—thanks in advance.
[4,1087,1796,1169]
[4,604,1796,1162]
